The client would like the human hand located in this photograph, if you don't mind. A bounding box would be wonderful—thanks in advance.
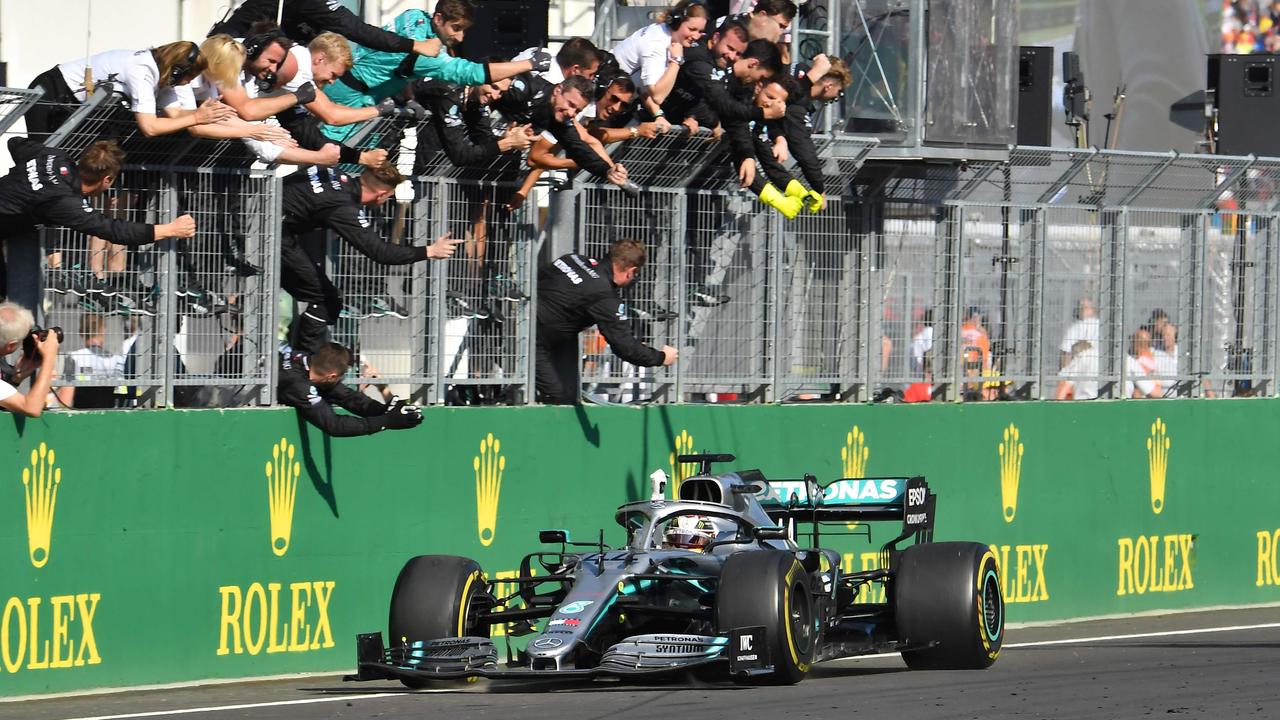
[808,53,831,81]
[500,123,535,151]
[194,98,235,125]
[161,214,198,239]
[804,189,826,213]
[660,345,678,366]
[382,400,423,430]
[36,331,61,359]
[652,115,672,134]
[293,82,317,105]
[681,116,699,134]
[359,148,389,167]
[607,163,629,185]
[530,49,553,73]
[761,99,785,120]
[668,42,684,62]
[427,231,466,259]
[251,124,294,144]
[772,137,788,163]
[637,122,660,139]
[317,143,342,165]
[738,158,755,188]
[413,38,444,57]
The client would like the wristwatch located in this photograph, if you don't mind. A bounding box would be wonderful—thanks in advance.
[668,52,684,66]
[629,126,639,139]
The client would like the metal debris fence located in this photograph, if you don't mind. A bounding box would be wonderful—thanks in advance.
[5,85,1280,406]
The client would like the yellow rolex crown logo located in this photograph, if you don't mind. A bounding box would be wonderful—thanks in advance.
[841,426,869,477]
[265,438,301,557]
[1147,418,1170,514]
[668,430,696,495]
[475,433,505,547]
[23,442,61,568]
[998,423,1024,523]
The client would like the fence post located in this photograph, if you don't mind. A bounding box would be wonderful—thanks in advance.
[673,190,688,404]
[158,172,179,407]
[262,170,283,406]
[769,201,785,402]
[431,177,449,406]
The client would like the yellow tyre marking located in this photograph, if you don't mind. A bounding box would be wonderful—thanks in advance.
[783,561,810,672]
[457,571,479,637]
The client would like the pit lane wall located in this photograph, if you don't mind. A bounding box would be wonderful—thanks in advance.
[3,399,1279,696]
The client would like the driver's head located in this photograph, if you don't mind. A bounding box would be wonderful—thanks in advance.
[596,76,636,122]
[308,342,353,389]
[662,515,716,552]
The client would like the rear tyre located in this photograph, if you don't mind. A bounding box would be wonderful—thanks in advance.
[894,542,1003,670]
[388,555,489,688]
[716,550,816,685]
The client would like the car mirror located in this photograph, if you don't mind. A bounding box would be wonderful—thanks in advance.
[753,525,789,541]
[539,529,568,544]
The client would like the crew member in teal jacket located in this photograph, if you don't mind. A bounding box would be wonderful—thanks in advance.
[323,0,549,142]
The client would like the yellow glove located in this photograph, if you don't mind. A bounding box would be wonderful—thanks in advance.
[803,189,825,213]
[759,183,803,219]
[784,179,808,199]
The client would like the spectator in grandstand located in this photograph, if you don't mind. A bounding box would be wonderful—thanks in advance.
[278,341,423,437]
[1059,297,1100,370]
[1055,339,1099,400]
[54,313,129,410]
[25,41,235,139]
[665,33,785,135]
[320,2,551,142]
[279,163,464,355]
[959,306,992,400]
[1126,326,1161,398]
[510,37,601,85]
[611,0,710,123]
[1148,308,1179,380]
[768,54,853,213]
[210,0,443,60]
[0,302,60,418]
[0,138,196,310]
[535,239,678,405]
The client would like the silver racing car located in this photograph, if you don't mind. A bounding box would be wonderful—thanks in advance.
[349,454,1004,686]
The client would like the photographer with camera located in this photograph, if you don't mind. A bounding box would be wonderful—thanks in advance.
[0,302,61,418]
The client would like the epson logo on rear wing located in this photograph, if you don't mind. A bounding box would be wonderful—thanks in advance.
[760,478,907,506]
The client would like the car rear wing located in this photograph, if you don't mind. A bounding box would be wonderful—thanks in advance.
[759,476,936,543]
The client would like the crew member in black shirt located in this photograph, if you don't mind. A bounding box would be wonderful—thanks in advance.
[412,75,534,174]
[536,238,677,404]
[0,138,195,309]
[210,0,442,59]
[280,163,462,354]
[278,341,422,437]
[661,27,782,132]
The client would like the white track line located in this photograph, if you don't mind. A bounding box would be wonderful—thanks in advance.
[57,622,1280,720]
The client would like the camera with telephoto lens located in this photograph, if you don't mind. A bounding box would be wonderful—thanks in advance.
[22,326,64,362]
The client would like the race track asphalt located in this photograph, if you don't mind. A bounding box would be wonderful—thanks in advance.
[7,606,1279,720]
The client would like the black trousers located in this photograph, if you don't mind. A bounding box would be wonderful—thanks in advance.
[534,333,579,405]
[280,231,341,355]
[0,229,45,319]
[26,67,78,140]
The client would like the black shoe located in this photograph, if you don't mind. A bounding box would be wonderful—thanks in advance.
[690,287,730,307]
[446,291,477,318]
[223,255,261,277]
[88,277,118,298]
[370,295,409,319]
[175,283,205,299]
[489,276,528,302]
[630,305,678,322]
[340,301,372,319]
[488,304,506,324]
[47,269,88,296]
[474,303,492,321]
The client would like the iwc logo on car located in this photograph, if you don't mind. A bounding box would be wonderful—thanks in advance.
[474,433,505,547]
[1117,418,1194,597]
[4,442,103,675]
[668,430,697,495]
[216,438,336,658]
[990,423,1048,604]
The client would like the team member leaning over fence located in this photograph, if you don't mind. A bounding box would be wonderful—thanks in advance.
[510,37,601,86]
[279,163,463,355]
[0,302,60,418]
[26,41,235,138]
[278,341,422,437]
[611,0,708,125]
[728,74,810,218]
[765,54,852,213]
[210,0,444,61]
[718,0,798,43]
[413,75,535,173]
[321,2,550,143]
[535,239,678,405]
[0,138,196,311]
[662,31,784,135]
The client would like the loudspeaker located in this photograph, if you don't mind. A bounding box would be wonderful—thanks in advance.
[1209,54,1280,156]
[459,0,549,61]
[1017,46,1053,146]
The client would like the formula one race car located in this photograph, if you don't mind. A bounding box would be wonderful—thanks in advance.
[349,454,1004,686]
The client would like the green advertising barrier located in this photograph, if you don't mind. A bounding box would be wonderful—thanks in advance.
[2,399,1279,697]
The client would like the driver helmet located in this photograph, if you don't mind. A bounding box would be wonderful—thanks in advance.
[662,515,717,551]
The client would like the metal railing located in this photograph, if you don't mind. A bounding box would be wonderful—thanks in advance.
[6,84,1280,406]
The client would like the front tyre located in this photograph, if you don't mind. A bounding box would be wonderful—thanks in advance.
[716,550,816,684]
[894,542,1003,670]
[388,555,490,688]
